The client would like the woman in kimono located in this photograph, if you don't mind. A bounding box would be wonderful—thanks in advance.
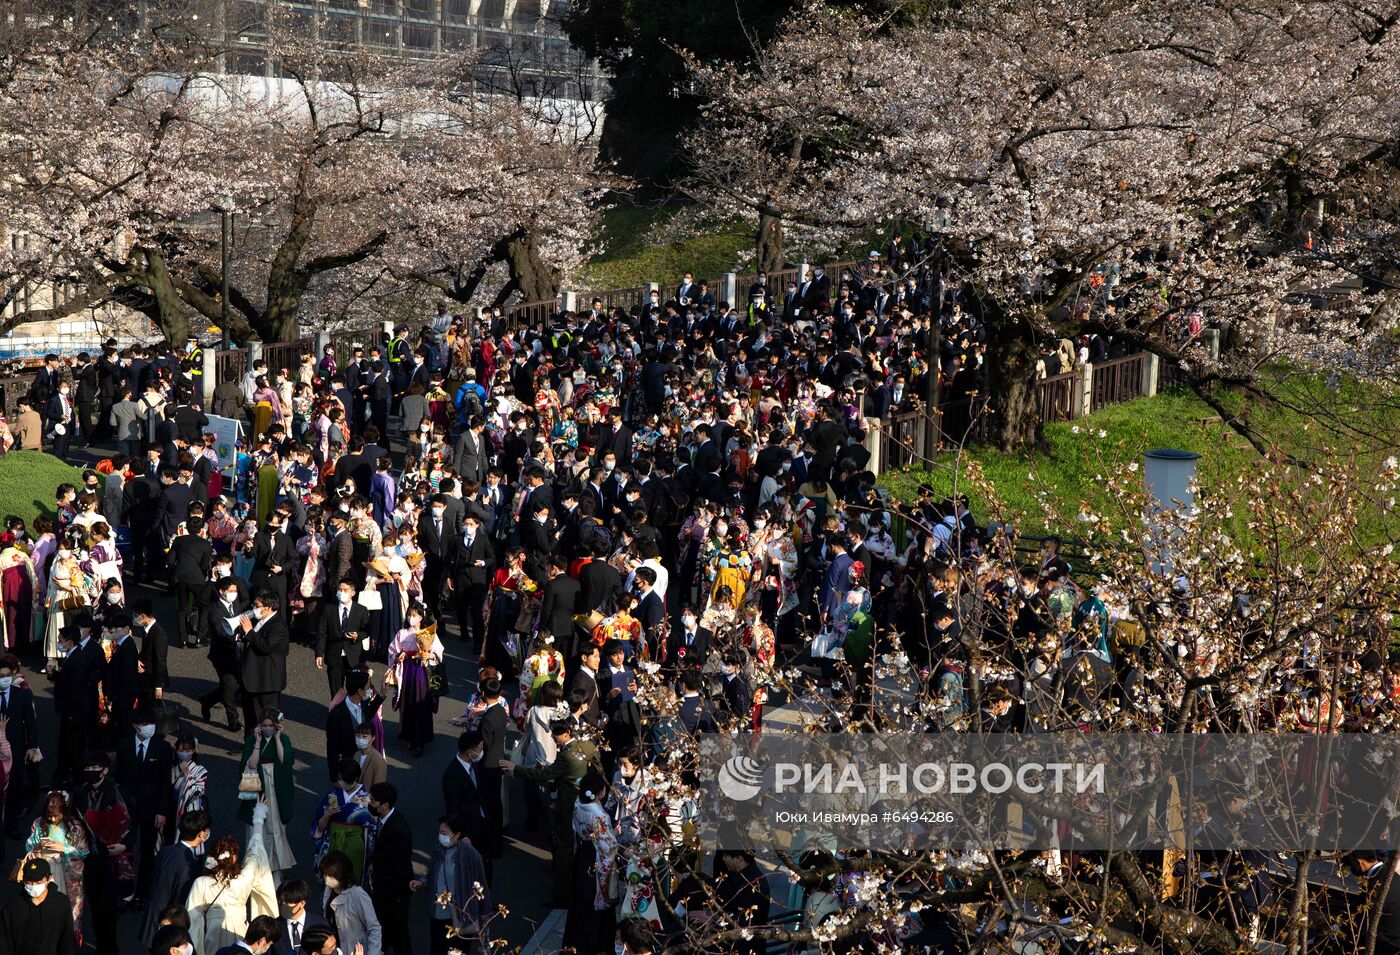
[482,548,529,680]
[237,712,297,883]
[365,551,408,664]
[348,500,382,592]
[512,635,565,728]
[25,788,88,948]
[562,778,618,955]
[83,521,123,602]
[0,533,37,651]
[187,801,277,955]
[385,604,443,757]
[295,514,327,619]
[44,530,93,675]
[172,733,209,835]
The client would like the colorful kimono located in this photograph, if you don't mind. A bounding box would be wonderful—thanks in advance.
[25,815,90,947]
[0,545,37,650]
[512,648,565,726]
[312,784,374,878]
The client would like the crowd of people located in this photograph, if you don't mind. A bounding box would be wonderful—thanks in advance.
[0,244,1358,955]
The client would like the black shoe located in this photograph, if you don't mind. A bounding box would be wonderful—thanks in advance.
[411,745,424,758]
[200,699,212,721]
[228,717,242,732]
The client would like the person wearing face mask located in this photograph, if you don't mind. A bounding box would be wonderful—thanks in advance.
[113,705,175,906]
[273,880,329,955]
[350,721,387,792]
[170,733,208,832]
[316,851,381,955]
[237,594,290,732]
[317,580,369,698]
[238,711,298,882]
[0,858,74,955]
[67,751,134,947]
[326,671,375,784]
[43,377,75,459]
[363,783,413,955]
[151,923,195,955]
[201,577,250,732]
[139,808,211,949]
[413,814,489,955]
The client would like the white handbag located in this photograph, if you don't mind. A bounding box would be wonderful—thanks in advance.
[357,589,382,611]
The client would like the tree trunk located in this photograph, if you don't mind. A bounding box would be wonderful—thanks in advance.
[979,303,1044,452]
[506,229,558,303]
[138,247,190,344]
[756,212,785,274]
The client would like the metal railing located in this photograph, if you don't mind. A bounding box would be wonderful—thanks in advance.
[1036,370,1081,424]
[581,286,648,313]
[329,327,384,367]
[0,373,36,421]
[261,338,315,377]
[1089,353,1145,412]
[214,348,247,386]
[500,297,559,327]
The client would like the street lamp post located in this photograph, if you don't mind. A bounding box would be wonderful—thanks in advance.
[220,202,232,350]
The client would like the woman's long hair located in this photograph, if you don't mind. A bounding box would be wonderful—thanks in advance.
[204,835,242,883]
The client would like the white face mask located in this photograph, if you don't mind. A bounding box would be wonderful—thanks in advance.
[106,592,121,604]
[136,724,155,740]
[438,833,454,847]
[432,508,445,519]
[604,461,616,471]
[355,737,371,751]
[23,882,46,898]
[214,566,231,578]
[325,877,340,891]
[338,592,353,604]
[223,590,238,604]
[0,677,13,690]
[178,943,194,955]
[682,615,697,628]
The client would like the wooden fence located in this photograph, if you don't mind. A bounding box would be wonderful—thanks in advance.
[328,327,384,367]
[1089,353,1145,412]
[1037,370,1081,424]
[500,298,559,326]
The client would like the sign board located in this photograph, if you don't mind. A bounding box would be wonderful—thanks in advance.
[206,414,242,477]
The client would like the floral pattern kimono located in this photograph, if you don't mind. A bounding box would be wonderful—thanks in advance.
[764,529,802,617]
[512,646,565,726]
[296,531,327,601]
[705,546,754,609]
[0,544,38,650]
[25,811,88,946]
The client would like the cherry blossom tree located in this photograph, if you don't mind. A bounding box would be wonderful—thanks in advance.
[685,0,1400,450]
[0,1,604,343]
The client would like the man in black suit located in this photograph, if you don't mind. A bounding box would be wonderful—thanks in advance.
[337,437,374,498]
[677,670,717,733]
[453,416,489,487]
[212,915,281,955]
[477,678,508,863]
[52,628,98,788]
[566,643,603,726]
[153,466,192,547]
[632,567,666,659]
[130,599,170,707]
[537,555,581,661]
[325,670,372,782]
[140,809,210,948]
[238,593,289,731]
[597,407,633,464]
[719,651,754,733]
[442,731,491,871]
[115,707,176,904]
[201,577,248,731]
[577,547,621,616]
[322,513,353,601]
[667,605,713,675]
[417,494,456,620]
[519,496,556,584]
[122,465,161,584]
[104,613,140,740]
[316,580,368,696]
[273,880,329,955]
[167,515,214,647]
[0,655,39,839]
[453,512,495,651]
[600,639,641,774]
[366,783,414,955]
[252,511,296,619]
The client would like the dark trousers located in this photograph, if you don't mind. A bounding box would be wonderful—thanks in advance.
[54,714,88,789]
[325,649,350,697]
[76,401,96,443]
[548,810,572,904]
[374,892,414,955]
[174,581,210,646]
[454,582,488,650]
[49,429,70,460]
[242,690,280,732]
[200,667,240,725]
[134,813,159,899]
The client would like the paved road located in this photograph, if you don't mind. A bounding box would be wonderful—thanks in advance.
[2,440,558,953]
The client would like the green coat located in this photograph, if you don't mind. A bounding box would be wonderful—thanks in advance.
[843,611,874,668]
[237,732,296,825]
[514,738,601,816]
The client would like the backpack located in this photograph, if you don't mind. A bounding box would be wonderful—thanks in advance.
[455,383,483,424]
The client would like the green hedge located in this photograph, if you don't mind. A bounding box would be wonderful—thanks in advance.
[0,451,85,527]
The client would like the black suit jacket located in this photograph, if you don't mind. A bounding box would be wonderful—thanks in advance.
[479,703,508,764]
[370,810,414,902]
[566,667,602,725]
[272,912,330,955]
[442,758,488,846]
[325,698,361,780]
[114,733,175,821]
[317,602,369,666]
[207,596,249,671]
[155,481,193,540]
[105,636,140,710]
[241,613,289,694]
[166,534,213,585]
[667,625,713,669]
[538,574,581,640]
[577,559,621,616]
[54,639,101,722]
[253,529,296,583]
[454,531,496,587]
[140,841,197,945]
[138,621,170,692]
[720,673,754,730]
[0,685,37,755]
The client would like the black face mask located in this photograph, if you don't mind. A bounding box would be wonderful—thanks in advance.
[84,769,104,787]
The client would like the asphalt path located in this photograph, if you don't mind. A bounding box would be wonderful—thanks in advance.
[1,438,557,954]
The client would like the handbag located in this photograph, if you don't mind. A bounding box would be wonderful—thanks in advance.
[810,629,845,661]
[428,661,449,698]
[357,588,383,611]
[513,596,539,634]
[237,769,263,801]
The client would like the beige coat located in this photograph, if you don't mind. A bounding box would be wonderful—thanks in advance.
[14,409,41,450]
